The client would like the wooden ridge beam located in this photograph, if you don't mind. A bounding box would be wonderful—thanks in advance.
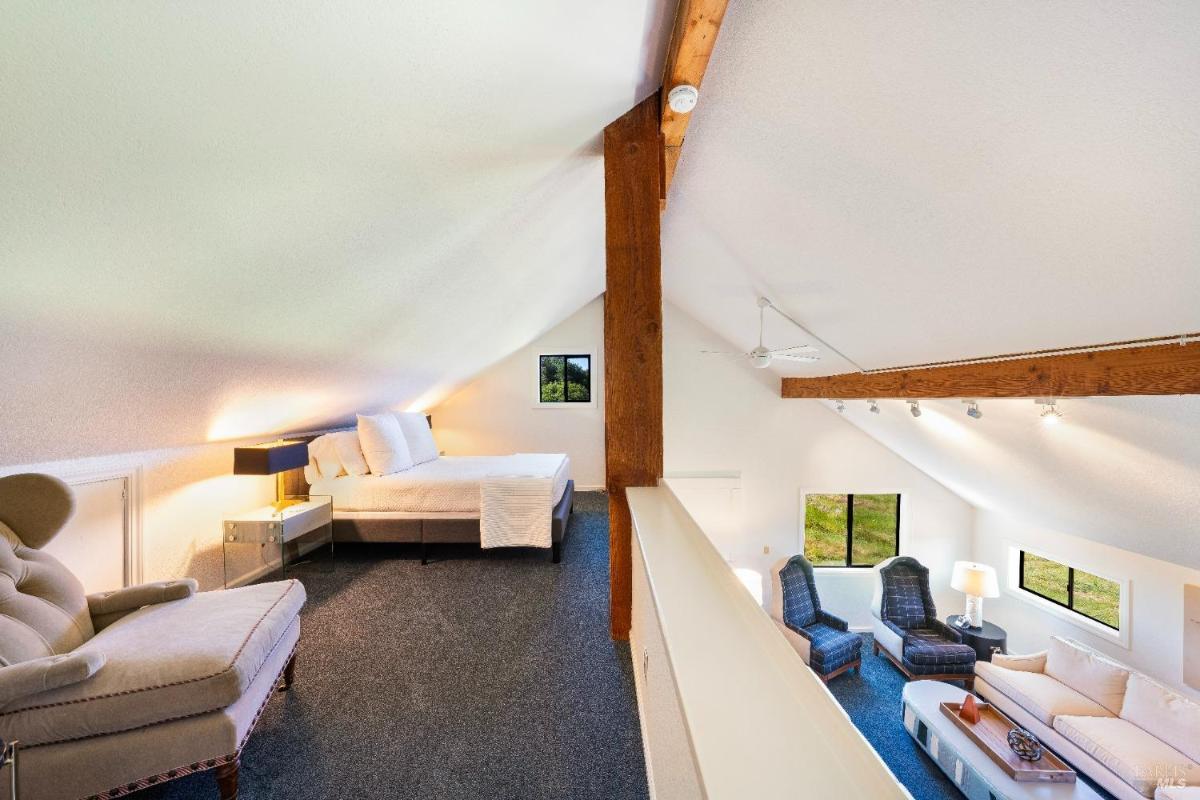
[660,0,729,203]
[781,341,1200,399]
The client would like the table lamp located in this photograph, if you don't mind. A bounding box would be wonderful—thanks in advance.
[233,439,309,512]
[951,561,999,629]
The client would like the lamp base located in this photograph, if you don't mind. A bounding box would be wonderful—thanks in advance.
[962,595,984,628]
[272,473,305,514]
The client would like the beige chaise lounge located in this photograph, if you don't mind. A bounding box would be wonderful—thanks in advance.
[975,636,1200,800]
[0,474,306,800]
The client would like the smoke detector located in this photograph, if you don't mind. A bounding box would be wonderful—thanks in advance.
[667,84,699,114]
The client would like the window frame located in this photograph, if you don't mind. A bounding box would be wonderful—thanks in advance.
[1005,544,1129,648]
[1018,550,1119,631]
[533,351,595,408]
[801,492,902,569]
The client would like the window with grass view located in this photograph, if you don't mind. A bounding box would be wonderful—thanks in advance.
[1019,551,1120,630]
[539,354,591,403]
[803,493,900,568]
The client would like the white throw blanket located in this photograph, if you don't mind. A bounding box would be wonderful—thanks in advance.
[479,454,564,549]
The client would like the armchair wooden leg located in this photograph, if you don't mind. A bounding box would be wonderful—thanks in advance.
[280,654,297,691]
[215,757,239,800]
[872,640,880,656]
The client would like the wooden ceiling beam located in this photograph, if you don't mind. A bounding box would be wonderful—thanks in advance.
[659,0,729,204]
[781,341,1200,399]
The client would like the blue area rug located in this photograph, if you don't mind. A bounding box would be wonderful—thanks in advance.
[827,635,1117,800]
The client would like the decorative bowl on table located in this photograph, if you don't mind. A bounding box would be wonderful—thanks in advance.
[1007,728,1043,762]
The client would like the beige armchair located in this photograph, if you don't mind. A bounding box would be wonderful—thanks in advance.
[0,474,306,800]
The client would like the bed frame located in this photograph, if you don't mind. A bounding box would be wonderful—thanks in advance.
[284,434,573,563]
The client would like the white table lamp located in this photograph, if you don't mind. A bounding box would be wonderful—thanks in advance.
[951,561,999,628]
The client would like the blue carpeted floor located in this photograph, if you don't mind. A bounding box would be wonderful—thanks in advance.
[138,492,647,800]
[827,635,1117,800]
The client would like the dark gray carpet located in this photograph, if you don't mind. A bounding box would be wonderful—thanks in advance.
[828,635,1117,800]
[141,492,648,800]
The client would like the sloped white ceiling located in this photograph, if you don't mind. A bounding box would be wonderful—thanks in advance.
[0,0,673,464]
[826,396,1200,570]
[662,0,1200,373]
[660,1,1200,567]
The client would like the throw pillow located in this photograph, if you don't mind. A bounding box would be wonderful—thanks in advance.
[356,413,414,476]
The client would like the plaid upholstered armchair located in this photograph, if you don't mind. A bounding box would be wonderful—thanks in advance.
[869,556,976,688]
[769,555,863,682]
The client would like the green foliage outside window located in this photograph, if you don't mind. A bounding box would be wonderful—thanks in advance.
[804,493,899,568]
[1020,552,1120,630]
[540,354,591,403]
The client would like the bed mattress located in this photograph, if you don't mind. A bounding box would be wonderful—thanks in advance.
[308,454,571,514]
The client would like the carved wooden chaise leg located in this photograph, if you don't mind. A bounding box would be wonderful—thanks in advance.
[280,654,297,691]
[215,757,239,800]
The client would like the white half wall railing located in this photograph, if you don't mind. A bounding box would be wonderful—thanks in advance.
[628,484,912,800]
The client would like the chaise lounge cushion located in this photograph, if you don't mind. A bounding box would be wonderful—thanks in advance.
[0,579,305,747]
[976,660,1114,726]
[1053,714,1200,798]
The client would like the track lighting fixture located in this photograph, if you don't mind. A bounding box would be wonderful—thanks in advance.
[962,400,982,420]
[1036,398,1063,425]
[907,400,921,418]
[834,400,846,413]
[868,400,880,414]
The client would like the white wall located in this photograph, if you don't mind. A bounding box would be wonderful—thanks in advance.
[432,296,606,489]
[1,441,277,592]
[974,508,1200,701]
[663,303,974,627]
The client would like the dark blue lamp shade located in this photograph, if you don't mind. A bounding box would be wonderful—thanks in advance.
[232,440,309,475]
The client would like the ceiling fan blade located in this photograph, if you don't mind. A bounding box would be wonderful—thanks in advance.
[700,350,747,357]
[773,354,820,362]
[768,344,818,354]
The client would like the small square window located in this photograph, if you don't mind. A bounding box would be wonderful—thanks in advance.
[539,354,591,404]
[803,493,900,568]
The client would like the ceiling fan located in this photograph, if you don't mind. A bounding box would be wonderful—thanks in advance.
[702,297,820,369]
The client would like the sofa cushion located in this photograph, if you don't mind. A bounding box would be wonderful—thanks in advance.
[0,579,305,747]
[1054,714,1200,799]
[1044,636,1130,715]
[1155,787,1200,800]
[1121,673,1200,766]
[976,660,1114,726]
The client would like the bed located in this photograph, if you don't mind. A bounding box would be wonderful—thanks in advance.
[290,448,575,563]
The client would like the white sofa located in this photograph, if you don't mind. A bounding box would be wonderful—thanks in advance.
[974,636,1200,800]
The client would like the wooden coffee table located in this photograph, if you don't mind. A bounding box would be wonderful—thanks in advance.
[902,681,1104,799]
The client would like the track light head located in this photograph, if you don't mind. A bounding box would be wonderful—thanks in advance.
[962,400,982,420]
[834,399,846,413]
[1036,398,1063,425]
[868,400,880,414]
[908,400,922,418]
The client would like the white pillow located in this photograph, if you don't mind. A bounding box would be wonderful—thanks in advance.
[395,412,438,465]
[356,413,413,475]
[303,463,321,485]
[1044,636,1130,715]
[1120,673,1200,764]
[330,430,369,476]
[308,434,345,479]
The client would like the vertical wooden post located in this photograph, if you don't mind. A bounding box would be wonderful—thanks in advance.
[604,91,664,641]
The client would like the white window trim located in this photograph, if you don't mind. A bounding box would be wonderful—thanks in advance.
[1004,543,1130,649]
[797,489,909,572]
[532,349,596,408]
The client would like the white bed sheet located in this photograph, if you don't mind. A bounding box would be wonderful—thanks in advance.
[308,454,571,514]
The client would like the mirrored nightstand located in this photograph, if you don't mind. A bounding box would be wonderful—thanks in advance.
[222,495,333,588]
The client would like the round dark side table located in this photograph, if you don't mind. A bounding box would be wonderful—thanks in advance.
[945,616,1007,662]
